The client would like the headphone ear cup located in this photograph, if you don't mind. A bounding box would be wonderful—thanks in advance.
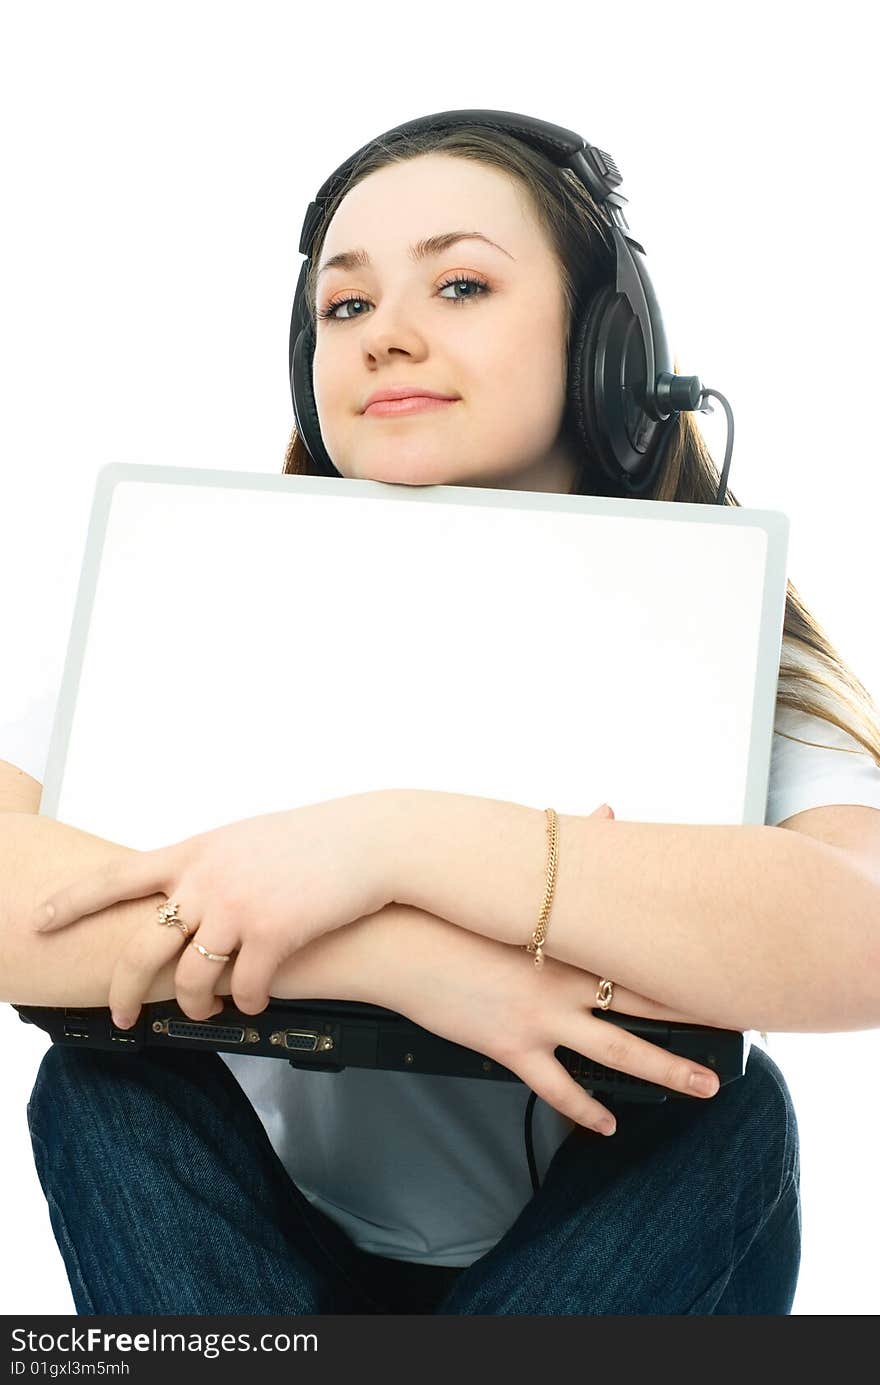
[569,282,673,497]
[567,286,620,495]
[291,322,342,477]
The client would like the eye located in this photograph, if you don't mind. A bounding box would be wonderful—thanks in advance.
[436,273,490,304]
[315,273,491,323]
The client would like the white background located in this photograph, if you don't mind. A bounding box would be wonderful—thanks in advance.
[1,0,878,1316]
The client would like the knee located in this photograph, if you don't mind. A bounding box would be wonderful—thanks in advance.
[27,1043,115,1139]
[27,1041,239,1149]
[732,1044,800,1193]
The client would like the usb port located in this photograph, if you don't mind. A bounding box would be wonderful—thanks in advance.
[63,1009,92,1041]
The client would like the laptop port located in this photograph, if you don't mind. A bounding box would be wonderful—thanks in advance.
[269,1029,335,1053]
[151,1018,260,1044]
[63,1009,92,1041]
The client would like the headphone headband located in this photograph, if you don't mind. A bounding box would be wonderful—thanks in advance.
[296,110,628,260]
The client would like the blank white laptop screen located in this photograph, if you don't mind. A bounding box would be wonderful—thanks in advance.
[38,463,789,852]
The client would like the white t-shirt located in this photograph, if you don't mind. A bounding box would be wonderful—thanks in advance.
[5,652,880,1267]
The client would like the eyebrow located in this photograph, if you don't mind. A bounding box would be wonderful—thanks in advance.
[316,231,515,280]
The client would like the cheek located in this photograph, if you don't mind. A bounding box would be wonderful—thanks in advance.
[495,296,566,380]
[310,370,354,443]
[492,329,567,428]
[310,334,347,394]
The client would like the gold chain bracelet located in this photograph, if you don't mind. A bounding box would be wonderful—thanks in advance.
[525,807,559,969]
[525,805,617,1013]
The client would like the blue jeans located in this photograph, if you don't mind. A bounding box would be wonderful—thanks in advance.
[26,1040,800,1315]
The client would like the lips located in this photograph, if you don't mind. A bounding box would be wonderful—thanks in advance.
[363,396,459,417]
[362,387,459,412]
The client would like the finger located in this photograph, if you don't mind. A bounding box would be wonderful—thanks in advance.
[514,1048,617,1135]
[108,916,192,1029]
[174,922,241,1020]
[32,851,171,932]
[227,940,290,1016]
[566,1014,720,1099]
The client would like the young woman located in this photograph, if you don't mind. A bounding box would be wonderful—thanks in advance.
[16,115,880,1315]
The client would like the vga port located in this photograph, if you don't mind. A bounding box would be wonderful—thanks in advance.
[270,1029,335,1053]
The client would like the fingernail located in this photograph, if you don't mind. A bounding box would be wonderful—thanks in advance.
[33,904,55,930]
[112,1011,133,1030]
[690,1072,719,1096]
[597,1117,616,1136]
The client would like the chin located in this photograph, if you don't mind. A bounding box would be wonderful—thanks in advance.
[357,454,458,486]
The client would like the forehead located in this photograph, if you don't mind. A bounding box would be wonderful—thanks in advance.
[319,154,538,260]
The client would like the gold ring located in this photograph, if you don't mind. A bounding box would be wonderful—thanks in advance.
[190,941,235,963]
[156,899,191,938]
[596,979,614,1010]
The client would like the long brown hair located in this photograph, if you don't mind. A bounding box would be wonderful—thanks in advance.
[283,125,880,770]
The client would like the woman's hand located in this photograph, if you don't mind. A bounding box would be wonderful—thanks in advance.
[378,806,722,1135]
[27,791,397,1025]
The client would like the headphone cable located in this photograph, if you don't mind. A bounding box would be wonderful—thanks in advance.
[697,386,734,507]
[524,1089,541,1193]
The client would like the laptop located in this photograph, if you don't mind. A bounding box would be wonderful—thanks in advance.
[16,462,789,1101]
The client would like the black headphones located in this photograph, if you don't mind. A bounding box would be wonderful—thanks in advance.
[288,107,733,505]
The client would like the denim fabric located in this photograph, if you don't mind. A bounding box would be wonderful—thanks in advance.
[26,1041,800,1315]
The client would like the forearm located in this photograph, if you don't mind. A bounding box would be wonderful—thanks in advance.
[1,811,151,1005]
[0,812,389,1009]
[0,809,708,1028]
[386,789,880,1034]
